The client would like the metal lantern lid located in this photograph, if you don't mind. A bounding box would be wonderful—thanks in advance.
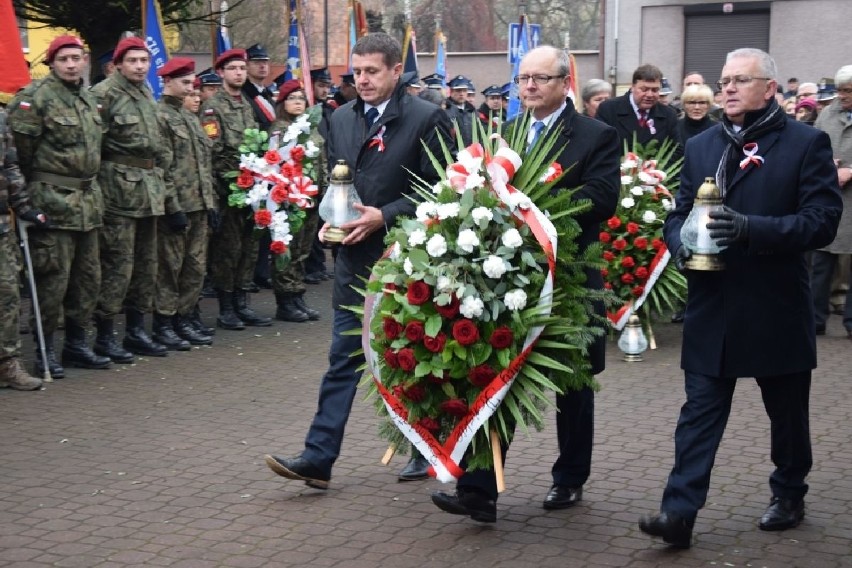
[330,160,353,184]
[695,177,722,205]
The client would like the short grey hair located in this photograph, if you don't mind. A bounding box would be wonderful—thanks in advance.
[835,65,852,87]
[523,45,570,77]
[726,48,778,81]
[581,79,612,103]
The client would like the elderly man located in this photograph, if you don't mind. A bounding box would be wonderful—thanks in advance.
[638,48,842,549]
[796,82,819,102]
[811,65,852,339]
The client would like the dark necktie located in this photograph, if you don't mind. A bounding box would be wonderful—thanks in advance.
[529,120,546,150]
[365,107,379,129]
[638,109,649,128]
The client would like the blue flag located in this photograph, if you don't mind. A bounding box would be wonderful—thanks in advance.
[216,25,231,56]
[507,15,528,120]
[283,0,300,81]
[402,24,418,75]
[435,32,447,88]
[143,0,169,99]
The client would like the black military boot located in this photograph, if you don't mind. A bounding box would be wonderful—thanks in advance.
[217,290,246,330]
[190,303,215,336]
[294,293,320,321]
[174,314,213,346]
[94,316,135,364]
[233,289,272,326]
[33,332,65,379]
[123,308,168,357]
[275,292,309,322]
[62,318,111,369]
[152,313,191,351]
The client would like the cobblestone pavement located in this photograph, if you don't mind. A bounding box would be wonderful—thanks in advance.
[2,278,851,568]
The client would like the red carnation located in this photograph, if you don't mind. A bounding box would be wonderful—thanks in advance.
[626,222,640,234]
[236,170,254,189]
[423,332,447,353]
[604,282,612,290]
[404,321,426,343]
[270,183,288,204]
[290,145,306,163]
[635,266,649,280]
[440,398,469,417]
[621,273,635,284]
[416,417,441,434]
[407,281,431,305]
[633,236,648,249]
[452,319,480,346]
[651,238,665,250]
[254,209,273,227]
[607,217,622,230]
[434,295,460,318]
[602,251,615,262]
[269,240,287,254]
[621,256,635,269]
[468,364,496,387]
[631,285,645,297]
[489,326,514,350]
[280,162,296,179]
[403,384,427,402]
[264,149,282,165]
[383,318,403,340]
[397,348,416,372]
[384,349,399,369]
[612,238,627,251]
[601,268,609,278]
[599,231,612,243]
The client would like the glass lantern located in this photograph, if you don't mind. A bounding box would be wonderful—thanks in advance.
[679,177,726,271]
[318,160,362,243]
[617,314,649,362]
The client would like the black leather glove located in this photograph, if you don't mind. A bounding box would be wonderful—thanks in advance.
[707,205,749,246]
[164,211,188,233]
[207,209,221,233]
[674,245,692,273]
[19,209,50,229]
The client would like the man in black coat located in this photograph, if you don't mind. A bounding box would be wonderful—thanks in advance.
[445,75,477,146]
[241,44,276,131]
[596,63,680,154]
[264,33,452,489]
[639,48,843,549]
[431,45,620,523]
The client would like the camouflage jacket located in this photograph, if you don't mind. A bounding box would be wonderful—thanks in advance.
[199,88,258,199]
[157,95,217,214]
[0,107,32,235]
[8,72,104,231]
[91,72,176,218]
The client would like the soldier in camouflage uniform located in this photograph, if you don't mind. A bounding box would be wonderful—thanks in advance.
[200,49,271,330]
[91,36,182,361]
[153,58,218,348]
[0,106,44,390]
[7,35,111,378]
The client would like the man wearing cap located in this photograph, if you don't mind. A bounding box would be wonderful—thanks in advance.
[91,36,178,362]
[659,77,673,105]
[422,73,445,94]
[305,67,335,284]
[243,44,276,130]
[200,48,271,330]
[197,69,223,103]
[92,49,116,86]
[402,72,423,96]
[478,84,505,129]
[9,35,111,377]
[334,74,357,106]
[445,74,477,146]
[154,58,219,349]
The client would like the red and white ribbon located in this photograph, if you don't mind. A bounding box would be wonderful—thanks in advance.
[739,142,764,170]
[608,245,671,330]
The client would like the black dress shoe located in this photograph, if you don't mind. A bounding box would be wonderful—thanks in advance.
[543,485,583,510]
[815,326,826,336]
[638,512,693,548]
[303,272,323,285]
[398,455,430,481]
[759,497,804,531]
[432,490,496,523]
[264,454,329,489]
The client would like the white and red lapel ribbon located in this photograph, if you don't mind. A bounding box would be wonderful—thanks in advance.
[739,142,764,170]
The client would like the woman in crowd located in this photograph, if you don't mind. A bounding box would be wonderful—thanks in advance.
[675,84,715,143]
[795,98,818,125]
[581,78,612,119]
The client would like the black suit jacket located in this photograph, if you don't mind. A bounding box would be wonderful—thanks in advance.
[596,91,680,155]
[242,82,276,131]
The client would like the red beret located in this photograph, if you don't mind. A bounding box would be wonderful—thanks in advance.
[215,49,247,70]
[46,35,85,64]
[113,36,149,63]
[276,80,304,104]
[157,57,196,79]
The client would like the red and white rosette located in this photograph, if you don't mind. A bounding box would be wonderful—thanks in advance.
[362,142,558,483]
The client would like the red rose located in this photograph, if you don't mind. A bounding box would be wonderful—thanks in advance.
[651,238,665,250]
[270,183,288,204]
[621,273,635,284]
[404,321,425,343]
[631,285,645,297]
[626,222,640,234]
[434,295,460,318]
[264,149,282,164]
[599,231,612,243]
[604,282,612,290]
[452,319,480,346]
[621,256,635,269]
[489,326,514,350]
[423,332,447,353]
[269,240,287,254]
[440,398,469,417]
[602,251,615,262]
[633,237,648,249]
[392,385,405,398]
[635,266,649,280]
[416,417,441,433]
[607,217,622,230]
[254,209,273,227]
[236,170,255,189]
[427,373,449,385]
[290,145,306,162]
[280,162,295,179]
[383,318,403,340]
[403,384,427,402]
[601,268,609,278]
[407,281,431,305]
[397,348,416,372]
[384,349,399,369]
[468,364,496,387]
[612,238,627,251]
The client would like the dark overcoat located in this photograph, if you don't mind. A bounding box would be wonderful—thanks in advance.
[596,92,680,153]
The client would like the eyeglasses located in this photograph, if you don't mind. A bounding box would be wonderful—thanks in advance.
[513,74,566,86]
[715,75,770,90]
[683,100,709,106]
[285,95,307,101]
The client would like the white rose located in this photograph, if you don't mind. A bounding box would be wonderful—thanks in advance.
[483,255,507,279]
[662,198,673,211]
[504,289,528,311]
[460,295,485,319]
[620,175,634,186]
[408,228,427,247]
[436,202,460,220]
[642,210,657,223]
[403,257,414,276]
[621,197,636,208]
[471,206,493,224]
[630,186,644,196]
[457,229,480,253]
[501,228,523,249]
[426,234,447,257]
[415,202,437,222]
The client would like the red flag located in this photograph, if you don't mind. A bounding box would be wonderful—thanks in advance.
[0,0,30,102]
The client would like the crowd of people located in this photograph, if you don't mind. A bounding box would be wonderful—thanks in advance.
[1,29,849,552]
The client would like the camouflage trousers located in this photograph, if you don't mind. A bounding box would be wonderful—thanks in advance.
[155,211,209,316]
[0,231,21,359]
[96,215,157,318]
[272,207,320,295]
[27,228,100,334]
[209,207,257,292]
